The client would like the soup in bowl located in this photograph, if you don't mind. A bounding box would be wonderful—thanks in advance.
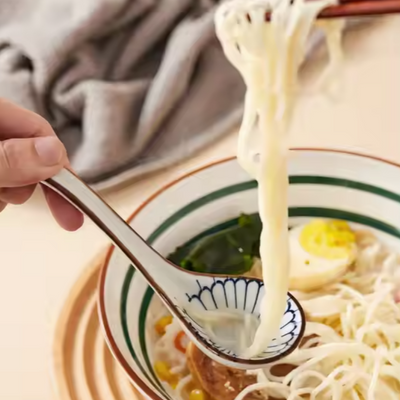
[99,149,400,400]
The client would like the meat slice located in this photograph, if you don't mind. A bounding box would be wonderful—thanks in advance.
[185,336,318,400]
[186,342,279,400]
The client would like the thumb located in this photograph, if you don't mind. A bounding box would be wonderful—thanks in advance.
[0,136,67,187]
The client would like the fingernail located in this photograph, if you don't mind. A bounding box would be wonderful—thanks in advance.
[34,137,64,166]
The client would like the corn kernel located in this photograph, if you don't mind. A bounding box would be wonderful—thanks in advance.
[154,361,173,382]
[190,389,205,400]
[154,361,179,388]
[155,315,173,335]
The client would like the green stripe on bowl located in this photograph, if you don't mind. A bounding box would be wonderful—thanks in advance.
[120,266,169,396]
[139,287,163,392]
[119,176,400,394]
[147,180,256,244]
[290,176,400,203]
[120,267,161,393]
[147,176,400,244]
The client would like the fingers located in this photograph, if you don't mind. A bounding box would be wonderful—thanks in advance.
[0,136,68,187]
[0,185,35,204]
[42,187,84,232]
[0,184,84,232]
[0,98,55,139]
[0,99,84,231]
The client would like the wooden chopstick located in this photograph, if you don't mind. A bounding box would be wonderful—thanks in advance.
[319,0,400,19]
[262,0,400,20]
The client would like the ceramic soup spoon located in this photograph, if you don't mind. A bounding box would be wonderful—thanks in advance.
[43,168,305,369]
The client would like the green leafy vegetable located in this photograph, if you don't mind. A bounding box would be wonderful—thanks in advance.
[168,213,262,275]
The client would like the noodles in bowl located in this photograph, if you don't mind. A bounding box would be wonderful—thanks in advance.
[99,152,400,400]
[151,222,400,400]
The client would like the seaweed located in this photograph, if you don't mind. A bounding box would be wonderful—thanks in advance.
[167,213,262,275]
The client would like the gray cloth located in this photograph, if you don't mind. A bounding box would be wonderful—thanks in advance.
[0,0,363,190]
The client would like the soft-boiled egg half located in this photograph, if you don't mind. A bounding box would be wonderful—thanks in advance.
[289,219,357,291]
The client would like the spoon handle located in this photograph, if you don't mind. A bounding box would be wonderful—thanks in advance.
[42,168,170,289]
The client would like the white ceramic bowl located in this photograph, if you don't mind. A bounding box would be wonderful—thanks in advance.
[98,149,400,400]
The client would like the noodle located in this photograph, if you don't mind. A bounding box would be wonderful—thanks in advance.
[214,0,345,358]
[237,237,400,399]
[152,229,400,399]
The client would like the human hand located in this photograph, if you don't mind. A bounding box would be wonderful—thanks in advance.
[0,98,83,231]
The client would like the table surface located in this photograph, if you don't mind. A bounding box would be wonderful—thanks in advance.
[0,16,399,400]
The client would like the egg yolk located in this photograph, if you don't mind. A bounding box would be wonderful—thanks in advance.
[299,219,356,260]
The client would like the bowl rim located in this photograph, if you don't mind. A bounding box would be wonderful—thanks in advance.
[98,147,400,400]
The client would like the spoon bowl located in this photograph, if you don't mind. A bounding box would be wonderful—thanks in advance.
[43,168,305,369]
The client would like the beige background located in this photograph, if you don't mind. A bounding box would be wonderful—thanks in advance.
[0,16,399,400]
